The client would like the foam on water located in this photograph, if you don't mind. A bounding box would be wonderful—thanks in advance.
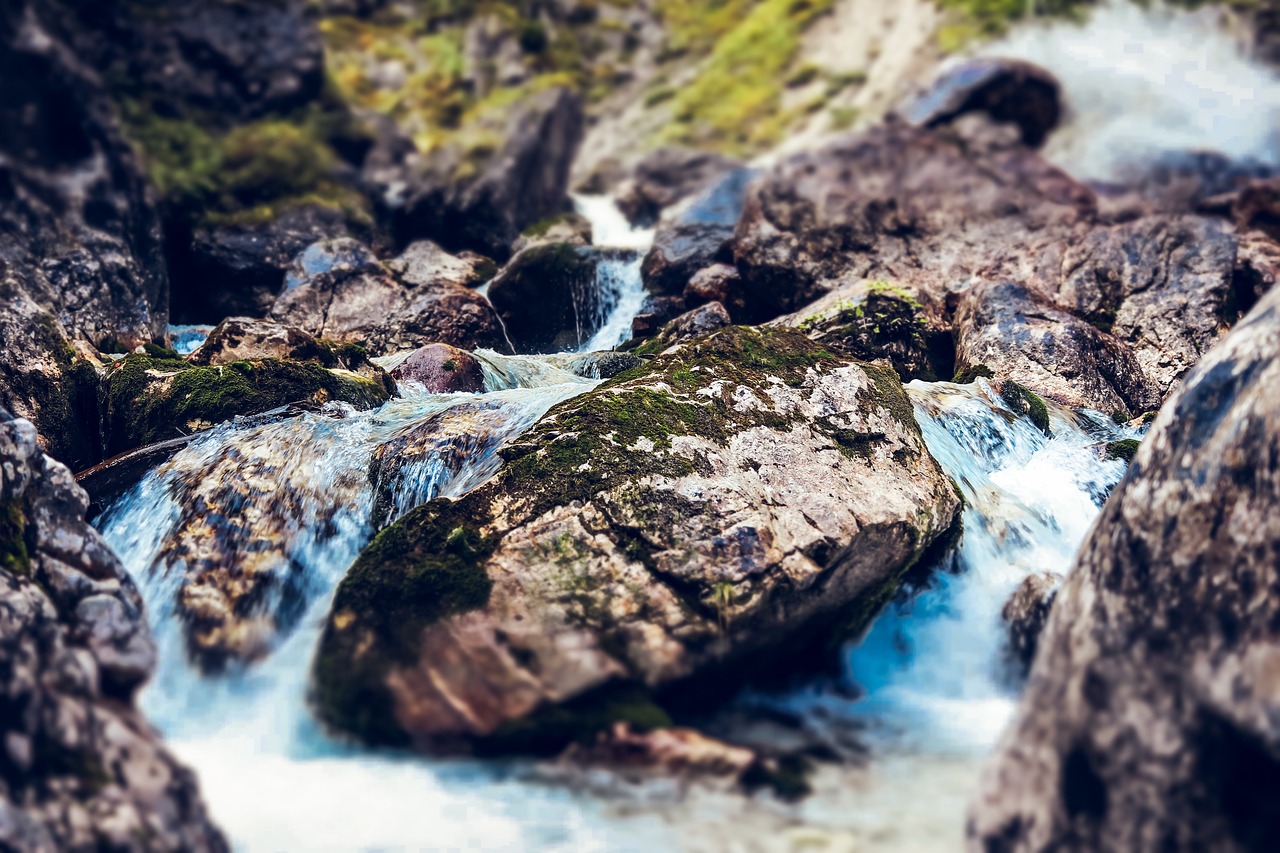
[573,193,656,250]
[983,0,1280,181]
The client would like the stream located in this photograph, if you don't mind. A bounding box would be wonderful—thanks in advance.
[94,5,1273,849]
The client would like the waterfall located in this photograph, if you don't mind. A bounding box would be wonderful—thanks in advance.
[982,0,1280,181]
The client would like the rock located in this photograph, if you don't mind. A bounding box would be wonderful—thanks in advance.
[0,407,225,851]
[970,284,1280,851]
[684,264,747,319]
[75,0,324,124]
[566,352,645,380]
[0,2,169,467]
[380,87,585,259]
[898,58,1062,147]
[511,211,593,254]
[313,326,961,753]
[176,205,356,321]
[615,147,745,227]
[269,238,507,355]
[775,280,953,382]
[642,168,756,298]
[630,295,689,339]
[734,123,1095,323]
[189,317,392,388]
[384,240,497,290]
[1001,571,1062,676]
[104,348,392,456]
[954,280,1160,418]
[389,344,487,394]
[1105,150,1276,216]
[635,303,732,354]
[559,722,757,784]
[1233,176,1280,242]
[487,244,642,353]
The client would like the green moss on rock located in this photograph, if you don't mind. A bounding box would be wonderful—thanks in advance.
[953,364,995,384]
[105,353,390,454]
[1105,438,1141,463]
[999,380,1051,434]
[0,498,29,577]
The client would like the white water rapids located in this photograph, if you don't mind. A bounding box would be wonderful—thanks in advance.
[91,6,1274,848]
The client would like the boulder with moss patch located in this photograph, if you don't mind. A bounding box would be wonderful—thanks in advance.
[313,326,960,753]
[104,349,391,456]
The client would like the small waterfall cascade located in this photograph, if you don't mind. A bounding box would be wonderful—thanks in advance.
[97,347,668,850]
[982,0,1280,181]
[843,380,1140,752]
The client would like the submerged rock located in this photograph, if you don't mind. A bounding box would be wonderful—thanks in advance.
[313,326,960,753]
[104,348,391,456]
[270,238,506,354]
[0,407,225,851]
[970,285,1280,850]
[389,343,486,394]
[898,58,1062,147]
[1001,571,1062,676]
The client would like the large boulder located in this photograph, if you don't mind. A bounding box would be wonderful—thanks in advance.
[389,343,487,394]
[0,1,169,467]
[0,407,225,851]
[970,285,1280,849]
[615,147,744,228]
[487,244,641,353]
[269,238,507,355]
[378,86,585,259]
[312,326,961,752]
[104,347,392,456]
[642,168,756,299]
[897,58,1062,148]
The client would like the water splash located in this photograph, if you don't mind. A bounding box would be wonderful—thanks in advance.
[573,193,656,250]
[842,381,1137,753]
[984,0,1280,181]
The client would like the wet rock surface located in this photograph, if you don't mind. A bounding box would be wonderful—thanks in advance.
[615,147,744,228]
[389,344,487,394]
[0,407,225,851]
[970,285,1280,850]
[270,238,507,355]
[104,347,391,456]
[488,244,640,353]
[1001,571,1062,677]
[313,326,961,753]
[898,58,1062,147]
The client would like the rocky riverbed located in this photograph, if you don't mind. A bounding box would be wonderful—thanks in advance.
[5,0,1280,850]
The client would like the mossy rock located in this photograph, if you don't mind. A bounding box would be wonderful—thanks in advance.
[1105,438,1141,463]
[105,352,391,455]
[1000,380,1051,434]
[314,324,960,755]
[953,364,995,384]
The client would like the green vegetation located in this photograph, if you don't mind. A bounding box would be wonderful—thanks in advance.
[656,0,834,154]
[953,364,995,384]
[0,499,29,577]
[1105,438,1141,463]
[999,379,1051,434]
[119,104,370,228]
